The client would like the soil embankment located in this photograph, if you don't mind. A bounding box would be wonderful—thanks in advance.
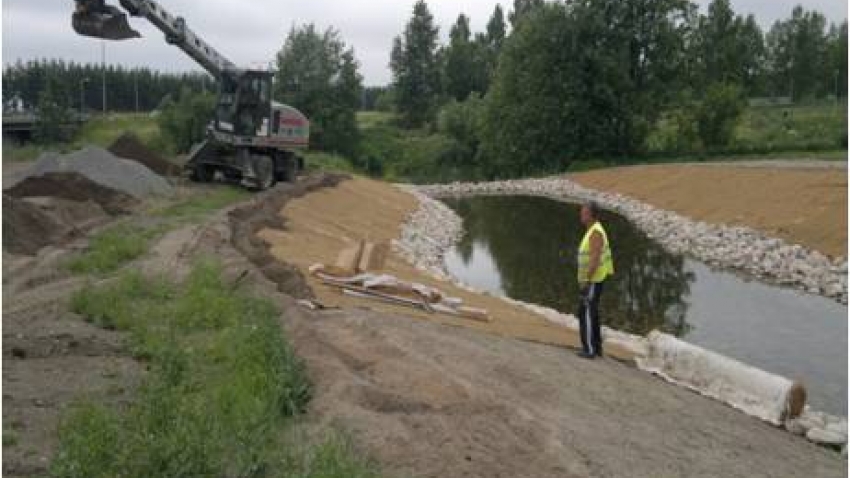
[3,171,846,477]
[570,163,848,258]
[247,175,844,477]
[255,176,636,360]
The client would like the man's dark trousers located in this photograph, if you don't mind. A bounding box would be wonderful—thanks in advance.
[577,282,604,356]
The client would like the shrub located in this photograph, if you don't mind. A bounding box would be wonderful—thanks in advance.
[696,83,746,149]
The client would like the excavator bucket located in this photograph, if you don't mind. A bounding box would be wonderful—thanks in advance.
[72,0,140,40]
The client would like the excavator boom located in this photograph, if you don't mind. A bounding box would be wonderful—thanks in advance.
[71,0,237,78]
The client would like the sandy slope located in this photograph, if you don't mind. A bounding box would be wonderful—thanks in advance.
[570,163,848,258]
[257,177,638,360]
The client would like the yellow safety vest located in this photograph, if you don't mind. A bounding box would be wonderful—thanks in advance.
[577,221,614,283]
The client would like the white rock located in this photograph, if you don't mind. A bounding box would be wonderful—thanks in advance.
[806,427,846,446]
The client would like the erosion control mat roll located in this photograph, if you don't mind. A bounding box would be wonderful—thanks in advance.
[108,133,180,177]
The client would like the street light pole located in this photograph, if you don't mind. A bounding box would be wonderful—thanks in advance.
[836,69,841,104]
[101,40,107,114]
[79,78,89,117]
[134,70,139,113]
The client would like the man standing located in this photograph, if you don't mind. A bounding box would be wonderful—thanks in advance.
[576,201,614,359]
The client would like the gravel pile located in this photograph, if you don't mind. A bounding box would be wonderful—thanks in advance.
[417,178,848,305]
[9,146,173,199]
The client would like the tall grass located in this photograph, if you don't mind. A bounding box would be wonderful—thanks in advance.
[57,262,322,477]
[67,225,156,275]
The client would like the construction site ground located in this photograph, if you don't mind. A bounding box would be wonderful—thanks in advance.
[569,161,848,258]
[2,169,846,478]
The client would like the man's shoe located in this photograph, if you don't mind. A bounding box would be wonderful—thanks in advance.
[576,351,595,359]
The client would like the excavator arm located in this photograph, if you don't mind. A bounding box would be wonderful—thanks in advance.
[72,0,238,78]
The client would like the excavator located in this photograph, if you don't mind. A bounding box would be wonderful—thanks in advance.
[71,0,309,190]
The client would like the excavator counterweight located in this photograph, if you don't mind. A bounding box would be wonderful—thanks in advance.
[72,0,140,40]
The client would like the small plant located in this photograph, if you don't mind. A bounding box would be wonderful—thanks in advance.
[67,225,154,275]
[3,429,18,447]
[153,186,249,219]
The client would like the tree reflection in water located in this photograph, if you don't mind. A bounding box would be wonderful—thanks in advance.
[444,195,695,336]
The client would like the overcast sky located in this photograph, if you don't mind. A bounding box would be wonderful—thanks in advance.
[3,0,847,85]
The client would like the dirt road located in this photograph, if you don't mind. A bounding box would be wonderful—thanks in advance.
[570,163,848,258]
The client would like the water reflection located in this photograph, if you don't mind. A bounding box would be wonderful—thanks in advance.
[443,195,695,335]
[443,195,847,414]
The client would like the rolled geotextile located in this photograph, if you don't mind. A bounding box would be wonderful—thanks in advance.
[636,331,806,426]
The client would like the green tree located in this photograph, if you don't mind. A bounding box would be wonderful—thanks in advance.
[486,5,507,50]
[692,0,765,94]
[443,14,488,100]
[437,92,485,163]
[508,0,544,28]
[34,77,72,143]
[765,6,830,99]
[275,24,363,156]
[391,0,441,128]
[481,0,692,176]
[157,87,216,153]
[826,21,848,99]
[482,5,507,81]
[695,82,745,148]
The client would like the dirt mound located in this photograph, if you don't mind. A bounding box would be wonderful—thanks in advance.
[5,172,137,215]
[228,173,348,299]
[3,195,109,255]
[10,146,173,199]
[108,133,180,177]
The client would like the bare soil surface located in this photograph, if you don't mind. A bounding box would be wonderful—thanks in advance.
[2,248,144,478]
[2,173,845,478]
[569,163,848,258]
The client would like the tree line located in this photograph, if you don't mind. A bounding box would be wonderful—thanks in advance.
[388,0,847,177]
[2,59,213,113]
[6,0,845,176]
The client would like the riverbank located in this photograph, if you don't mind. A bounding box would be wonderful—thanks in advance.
[418,174,848,305]
[250,175,845,474]
[570,162,847,258]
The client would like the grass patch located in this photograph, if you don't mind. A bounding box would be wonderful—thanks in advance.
[58,262,318,477]
[2,143,54,162]
[303,151,357,174]
[152,186,250,220]
[274,430,382,478]
[67,225,156,275]
[3,429,18,447]
[71,113,162,151]
[3,113,170,165]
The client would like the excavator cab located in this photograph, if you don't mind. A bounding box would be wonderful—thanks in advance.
[72,0,140,40]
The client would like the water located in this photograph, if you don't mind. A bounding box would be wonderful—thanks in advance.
[442,195,848,415]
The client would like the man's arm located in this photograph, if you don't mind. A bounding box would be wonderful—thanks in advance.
[584,231,603,284]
